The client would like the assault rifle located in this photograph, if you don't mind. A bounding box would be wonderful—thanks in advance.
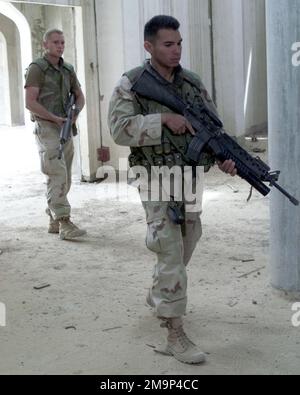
[58,93,76,160]
[131,69,299,206]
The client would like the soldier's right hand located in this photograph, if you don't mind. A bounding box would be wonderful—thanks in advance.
[53,116,67,128]
[162,113,195,136]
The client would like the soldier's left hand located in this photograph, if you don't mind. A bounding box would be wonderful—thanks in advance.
[218,159,237,177]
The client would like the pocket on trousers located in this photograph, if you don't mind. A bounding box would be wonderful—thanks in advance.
[145,220,163,254]
[142,201,169,223]
[39,148,61,176]
[39,150,50,175]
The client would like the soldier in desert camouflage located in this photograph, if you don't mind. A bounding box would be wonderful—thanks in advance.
[25,29,86,240]
[109,15,236,364]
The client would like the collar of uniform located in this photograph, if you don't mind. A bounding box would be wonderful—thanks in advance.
[43,55,64,70]
[144,59,183,87]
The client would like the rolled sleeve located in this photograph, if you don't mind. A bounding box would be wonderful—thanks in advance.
[24,64,44,89]
[108,76,162,147]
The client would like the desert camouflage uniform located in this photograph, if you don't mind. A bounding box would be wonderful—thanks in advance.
[109,61,217,318]
[25,57,80,219]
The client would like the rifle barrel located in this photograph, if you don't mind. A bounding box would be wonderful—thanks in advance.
[272,182,299,206]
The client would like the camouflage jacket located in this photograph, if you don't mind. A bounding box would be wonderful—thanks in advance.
[108,61,218,164]
[108,61,217,210]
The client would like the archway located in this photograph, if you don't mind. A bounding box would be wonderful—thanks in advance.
[0,1,32,125]
[0,32,11,126]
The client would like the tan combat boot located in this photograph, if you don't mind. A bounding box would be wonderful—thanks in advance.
[160,317,206,365]
[46,208,59,234]
[59,217,87,240]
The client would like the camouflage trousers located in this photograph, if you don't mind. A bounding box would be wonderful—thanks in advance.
[142,200,202,318]
[34,120,74,219]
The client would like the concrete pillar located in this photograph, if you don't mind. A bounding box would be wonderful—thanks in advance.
[96,0,129,170]
[266,0,300,292]
[75,0,102,181]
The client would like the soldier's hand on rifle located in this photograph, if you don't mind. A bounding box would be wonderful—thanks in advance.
[162,113,195,136]
[218,159,237,177]
[72,106,81,125]
[53,116,67,128]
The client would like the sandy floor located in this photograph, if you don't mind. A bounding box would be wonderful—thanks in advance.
[0,125,299,375]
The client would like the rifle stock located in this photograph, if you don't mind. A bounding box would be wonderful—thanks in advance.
[131,69,299,206]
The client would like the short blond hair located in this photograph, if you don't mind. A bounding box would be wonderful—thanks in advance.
[43,29,64,42]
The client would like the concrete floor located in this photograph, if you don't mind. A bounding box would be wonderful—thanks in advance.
[0,125,299,375]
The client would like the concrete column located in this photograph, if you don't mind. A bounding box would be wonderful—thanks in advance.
[266,0,300,292]
[96,0,129,170]
[74,1,102,181]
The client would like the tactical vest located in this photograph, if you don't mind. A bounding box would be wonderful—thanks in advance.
[124,64,215,172]
[27,57,75,119]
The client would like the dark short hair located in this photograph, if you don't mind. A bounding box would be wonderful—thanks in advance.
[144,15,180,41]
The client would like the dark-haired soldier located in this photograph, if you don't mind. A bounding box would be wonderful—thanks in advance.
[109,15,236,364]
